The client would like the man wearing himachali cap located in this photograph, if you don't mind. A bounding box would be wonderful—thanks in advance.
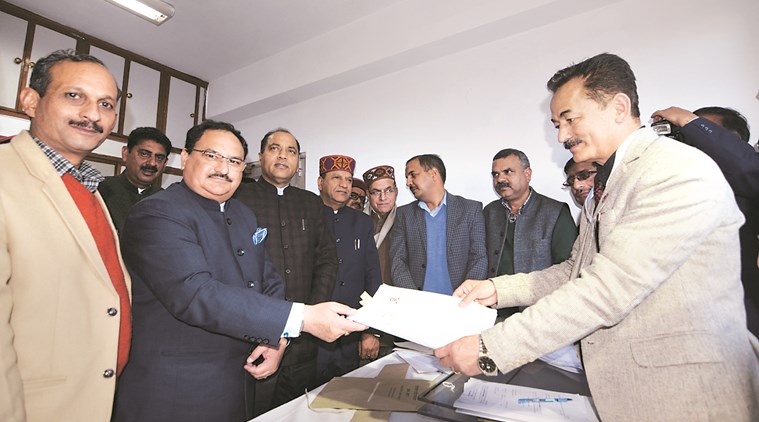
[315,155,382,385]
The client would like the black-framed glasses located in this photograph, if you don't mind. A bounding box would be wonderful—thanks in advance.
[563,170,597,187]
[190,149,245,169]
[350,192,366,203]
[369,186,396,198]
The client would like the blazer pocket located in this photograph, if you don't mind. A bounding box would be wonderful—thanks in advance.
[630,331,724,367]
[23,376,67,391]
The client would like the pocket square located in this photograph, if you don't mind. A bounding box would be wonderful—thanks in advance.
[251,227,268,245]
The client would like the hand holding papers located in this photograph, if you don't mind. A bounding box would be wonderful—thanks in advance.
[350,284,497,349]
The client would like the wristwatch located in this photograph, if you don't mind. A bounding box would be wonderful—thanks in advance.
[478,336,498,376]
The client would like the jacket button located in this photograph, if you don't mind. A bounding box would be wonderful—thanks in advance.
[336,238,341,243]
[338,259,343,264]
[494,250,499,255]
[283,244,289,249]
[103,369,115,378]
[236,249,245,256]
[335,218,341,223]
[107,307,118,316]
[226,218,232,225]
[262,338,269,344]
[340,281,345,286]
[281,220,286,227]
[421,264,426,269]
[247,281,255,288]
[285,269,291,274]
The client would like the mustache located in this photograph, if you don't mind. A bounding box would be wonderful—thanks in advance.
[563,138,581,150]
[140,164,158,172]
[209,172,232,182]
[496,182,511,190]
[69,119,103,134]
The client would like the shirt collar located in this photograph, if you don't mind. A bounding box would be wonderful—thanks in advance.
[32,135,104,193]
[418,191,447,217]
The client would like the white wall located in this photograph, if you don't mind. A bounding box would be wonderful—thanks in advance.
[230,0,759,215]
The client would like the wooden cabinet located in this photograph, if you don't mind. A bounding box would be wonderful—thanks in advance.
[0,10,27,109]
[123,61,161,134]
[165,76,198,148]
[0,2,208,143]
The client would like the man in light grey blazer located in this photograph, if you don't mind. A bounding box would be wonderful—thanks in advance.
[390,154,487,294]
[436,53,759,421]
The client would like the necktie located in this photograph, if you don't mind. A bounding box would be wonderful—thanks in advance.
[594,178,605,204]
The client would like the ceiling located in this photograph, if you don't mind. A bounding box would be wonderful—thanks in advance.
[5,0,405,81]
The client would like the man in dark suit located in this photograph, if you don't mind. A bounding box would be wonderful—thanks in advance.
[113,121,366,422]
[390,154,487,293]
[652,105,759,336]
[316,155,382,385]
[235,128,337,414]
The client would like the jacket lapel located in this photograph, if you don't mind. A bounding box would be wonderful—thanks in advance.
[16,131,116,293]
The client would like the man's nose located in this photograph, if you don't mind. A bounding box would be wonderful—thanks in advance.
[80,99,101,123]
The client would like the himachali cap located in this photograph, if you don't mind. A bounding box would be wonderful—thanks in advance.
[362,165,395,187]
[319,154,356,176]
[352,179,368,192]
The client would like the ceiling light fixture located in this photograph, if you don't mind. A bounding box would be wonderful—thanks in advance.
[104,0,175,26]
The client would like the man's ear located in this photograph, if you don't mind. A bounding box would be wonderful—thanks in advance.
[611,92,632,123]
[121,145,129,162]
[19,87,40,118]
[180,149,189,170]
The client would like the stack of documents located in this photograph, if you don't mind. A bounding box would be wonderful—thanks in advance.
[454,378,599,421]
[350,284,497,349]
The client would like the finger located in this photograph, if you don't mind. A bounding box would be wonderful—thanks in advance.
[330,302,357,316]
[458,290,478,307]
[246,347,266,366]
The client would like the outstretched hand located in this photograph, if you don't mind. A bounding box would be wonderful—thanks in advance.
[454,279,497,307]
[303,302,368,342]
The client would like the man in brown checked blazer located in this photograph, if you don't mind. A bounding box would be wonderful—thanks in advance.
[437,53,759,421]
[0,50,130,422]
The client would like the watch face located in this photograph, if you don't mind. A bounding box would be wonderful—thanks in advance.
[478,357,497,374]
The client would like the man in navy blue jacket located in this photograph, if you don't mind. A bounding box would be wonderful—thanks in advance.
[652,106,759,336]
[113,121,366,422]
[316,155,382,385]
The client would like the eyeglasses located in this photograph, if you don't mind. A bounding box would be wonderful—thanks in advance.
[137,149,167,164]
[563,169,597,187]
[350,192,366,203]
[190,149,245,169]
[369,186,396,197]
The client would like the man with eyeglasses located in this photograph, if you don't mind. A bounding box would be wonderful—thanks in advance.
[347,179,368,211]
[363,165,399,286]
[99,127,171,232]
[235,128,338,416]
[563,158,597,207]
[316,155,381,384]
[113,121,366,422]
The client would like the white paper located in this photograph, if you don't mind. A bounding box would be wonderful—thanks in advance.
[454,378,599,422]
[350,284,496,349]
[393,349,452,374]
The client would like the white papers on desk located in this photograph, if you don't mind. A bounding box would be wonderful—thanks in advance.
[454,378,599,422]
[350,284,497,349]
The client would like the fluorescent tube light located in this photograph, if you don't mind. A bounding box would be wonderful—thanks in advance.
[104,0,175,25]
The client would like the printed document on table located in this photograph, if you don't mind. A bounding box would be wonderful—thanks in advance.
[454,378,599,422]
[350,284,496,349]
